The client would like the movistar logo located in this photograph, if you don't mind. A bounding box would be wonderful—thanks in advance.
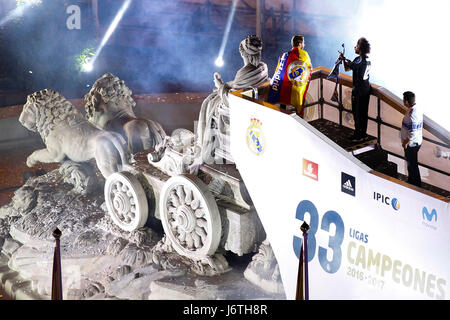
[422,207,437,222]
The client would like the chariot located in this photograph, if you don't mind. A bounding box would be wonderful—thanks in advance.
[103,86,268,263]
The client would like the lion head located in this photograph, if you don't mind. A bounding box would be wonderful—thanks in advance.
[84,73,136,128]
[19,89,79,143]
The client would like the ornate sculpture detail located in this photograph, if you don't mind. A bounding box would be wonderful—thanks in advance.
[19,89,129,178]
[58,160,100,195]
[159,174,221,259]
[84,73,166,155]
[196,35,269,164]
[243,239,284,294]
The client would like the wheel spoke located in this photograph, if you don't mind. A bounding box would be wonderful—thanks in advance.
[178,230,186,242]
[116,211,124,220]
[190,198,200,210]
[195,226,207,243]
[170,194,181,207]
[176,185,186,205]
[197,218,207,229]
[184,188,193,205]
[168,205,177,215]
[195,227,207,243]
[185,233,194,249]
[192,232,201,248]
[194,208,205,218]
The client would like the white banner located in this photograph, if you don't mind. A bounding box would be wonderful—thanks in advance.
[229,93,450,300]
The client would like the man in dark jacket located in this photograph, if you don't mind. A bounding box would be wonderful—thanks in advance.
[340,37,372,141]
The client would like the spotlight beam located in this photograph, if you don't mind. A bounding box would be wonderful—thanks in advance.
[215,0,238,67]
[84,0,132,71]
[0,1,40,27]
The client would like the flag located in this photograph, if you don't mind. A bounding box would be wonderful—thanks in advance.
[268,47,312,117]
[328,58,342,102]
[327,58,342,81]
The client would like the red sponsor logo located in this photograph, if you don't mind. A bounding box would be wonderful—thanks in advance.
[302,159,318,181]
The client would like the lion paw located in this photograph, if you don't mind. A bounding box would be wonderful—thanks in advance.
[26,157,35,167]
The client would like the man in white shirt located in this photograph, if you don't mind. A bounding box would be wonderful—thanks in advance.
[401,91,423,187]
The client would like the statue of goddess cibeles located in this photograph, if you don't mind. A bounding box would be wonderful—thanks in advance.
[148,35,269,176]
[196,34,269,165]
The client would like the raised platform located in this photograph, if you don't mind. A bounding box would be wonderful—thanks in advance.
[308,118,450,200]
[309,118,378,152]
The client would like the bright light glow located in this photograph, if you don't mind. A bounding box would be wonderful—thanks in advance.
[353,0,450,130]
[215,56,224,67]
[215,0,238,67]
[82,62,94,73]
[22,0,42,5]
[85,0,132,73]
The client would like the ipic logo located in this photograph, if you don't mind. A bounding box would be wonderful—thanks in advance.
[341,172,355,196]
[373,192,400,211]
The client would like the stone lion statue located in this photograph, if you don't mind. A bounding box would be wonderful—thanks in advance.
[84,73,166,155]
[19,89,129,179]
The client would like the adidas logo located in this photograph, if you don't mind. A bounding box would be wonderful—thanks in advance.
[343,179,354,192]
[341,172,356,196]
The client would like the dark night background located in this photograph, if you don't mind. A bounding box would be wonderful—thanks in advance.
[0,0,350,106]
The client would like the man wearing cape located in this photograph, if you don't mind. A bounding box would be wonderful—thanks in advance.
[268,35,312,117]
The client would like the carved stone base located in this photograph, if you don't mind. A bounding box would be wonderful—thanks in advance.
[0,169,280,300]
[243,239,285,295]
[151,235,230,277]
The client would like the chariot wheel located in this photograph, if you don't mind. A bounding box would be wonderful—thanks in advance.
[160,174,221,259]
[104,171,148,232]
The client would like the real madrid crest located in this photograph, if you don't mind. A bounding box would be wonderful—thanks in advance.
[287,61,308,86]
[246,118,265,155]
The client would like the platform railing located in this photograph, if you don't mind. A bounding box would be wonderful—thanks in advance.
[305,67,450,180]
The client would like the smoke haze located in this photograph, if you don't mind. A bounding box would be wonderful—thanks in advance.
[0,0,448,130]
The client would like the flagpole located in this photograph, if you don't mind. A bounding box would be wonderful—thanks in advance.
[295,221,310,300]
[51,228,63,300]
[301,222,310,300]
[295,242,304,300]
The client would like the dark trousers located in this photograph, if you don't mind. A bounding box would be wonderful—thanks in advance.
[404,144,422,187]
[352,92,370,137]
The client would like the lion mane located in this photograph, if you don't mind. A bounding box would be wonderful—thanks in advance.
[25,89,80,144]
[84,73,135,120]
